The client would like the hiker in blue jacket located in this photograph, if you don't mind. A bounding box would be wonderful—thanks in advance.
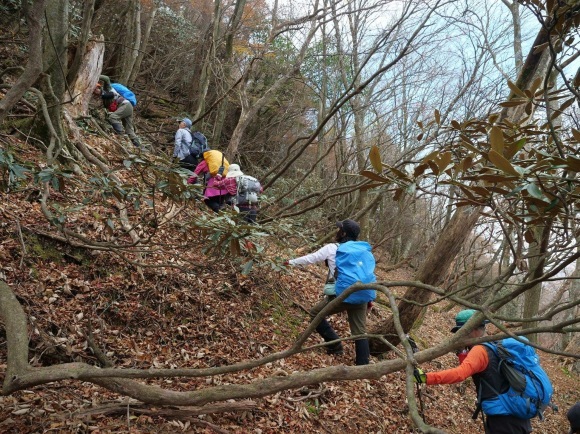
[174,118,196,171]
[285,219,376,365]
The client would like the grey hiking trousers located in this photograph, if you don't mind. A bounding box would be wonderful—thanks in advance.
[310,296,367,336]
[108,102,138,143]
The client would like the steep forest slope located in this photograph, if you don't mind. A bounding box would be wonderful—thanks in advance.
[2,0,580,432]
[0,125,578,433]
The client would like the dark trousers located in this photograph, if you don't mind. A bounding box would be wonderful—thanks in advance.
[310,296,367,335]
[309,296,370,365]
[205,197,224,212]
[204,195,231,213]
[179,154,199,172]
[484,415,532,434]
[238,206,258,223]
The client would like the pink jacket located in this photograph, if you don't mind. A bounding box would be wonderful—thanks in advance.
[212,177,238,196]
[189,161,230,199]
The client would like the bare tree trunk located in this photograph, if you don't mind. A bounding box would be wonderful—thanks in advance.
[127,1,158,88]
[118,0,141,85]
[316,0,328,179]
[522,224,550,343]
[564,329,580,373]
[213,0,247,148]
[66,35,105,118]
[0,0,47,124]
[193,0,220,120]
[560,227,580,355]
[66,0,96,85]
[522,68,560,343]
[501,0,523,73]
[42,0,69,163]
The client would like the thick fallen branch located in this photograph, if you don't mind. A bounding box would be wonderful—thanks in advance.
[0,280,437,405]
[75,400,257,417]
[2,279,576,410]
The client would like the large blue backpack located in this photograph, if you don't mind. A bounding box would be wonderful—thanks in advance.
[111,83,137,106]
[334,241,376,304]
[478,337,553,420]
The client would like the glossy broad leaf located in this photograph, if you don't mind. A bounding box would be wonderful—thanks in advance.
[488,150,521,177]
[369,145,382,172]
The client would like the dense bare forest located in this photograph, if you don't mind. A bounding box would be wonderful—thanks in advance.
[0,0,579,432]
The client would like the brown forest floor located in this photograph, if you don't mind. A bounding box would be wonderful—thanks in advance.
[1,193,579,433]
[0,105,579,434]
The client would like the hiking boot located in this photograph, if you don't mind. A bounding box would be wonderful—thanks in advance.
[314,319,343,355]
[327,342,344,355]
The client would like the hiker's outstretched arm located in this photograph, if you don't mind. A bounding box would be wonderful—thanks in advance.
[193,160,209,176]
[426,345,488,385]
[289,244,337,267]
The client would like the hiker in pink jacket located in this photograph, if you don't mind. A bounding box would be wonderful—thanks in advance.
[187,159,231,212]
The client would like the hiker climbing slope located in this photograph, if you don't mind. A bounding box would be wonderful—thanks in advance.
[414,309,553,434]
[187,149,230,212]
[285,219,376,365]
[174,119,208,171]
[97,75,140,147]
[174,118,195,170]
[213,164,262,223]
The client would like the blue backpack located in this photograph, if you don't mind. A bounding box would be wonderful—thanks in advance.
[111,83,137,106]
[478,337,553,420]
[334,241,376,304]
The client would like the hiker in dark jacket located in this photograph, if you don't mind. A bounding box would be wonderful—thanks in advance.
[569,402,580,434]
[97,75,140,147]
[285,219,375,365]
[174,118,196,170]
[414,309,532,434]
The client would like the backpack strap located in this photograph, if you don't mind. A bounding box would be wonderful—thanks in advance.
[332,242,340,280]
[325,268,334,284]
[184,128,193,147]
[471,385,487,430]
[235,174,242,201]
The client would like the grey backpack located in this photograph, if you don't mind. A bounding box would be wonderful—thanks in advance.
[236,175,261,205]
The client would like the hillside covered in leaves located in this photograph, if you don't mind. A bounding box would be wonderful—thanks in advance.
[0,155,578,432]
[2,0,580,432]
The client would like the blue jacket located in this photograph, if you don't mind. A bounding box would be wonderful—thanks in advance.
[335,241,376,304]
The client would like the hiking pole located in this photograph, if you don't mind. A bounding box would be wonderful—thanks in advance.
[416,383,425,419]
[408,335,425,420]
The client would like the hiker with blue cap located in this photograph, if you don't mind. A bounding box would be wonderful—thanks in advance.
[174,118,197,170]
[413,309,535,434]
